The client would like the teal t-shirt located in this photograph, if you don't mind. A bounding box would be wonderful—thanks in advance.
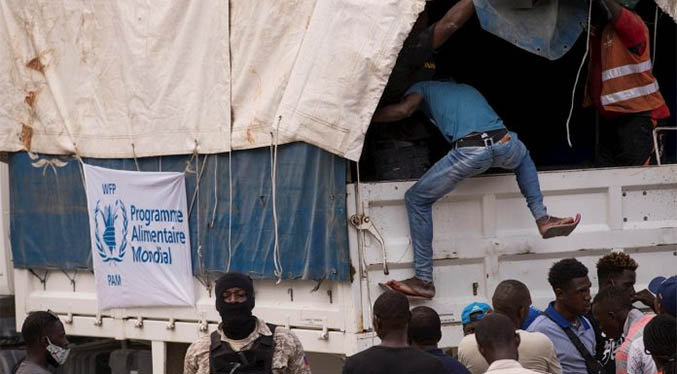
[405,80,505,142]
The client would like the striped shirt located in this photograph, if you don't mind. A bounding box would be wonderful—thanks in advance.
[615,310,654,374]
[528,303,596,374]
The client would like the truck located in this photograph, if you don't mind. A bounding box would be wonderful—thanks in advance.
[1,1,676,373]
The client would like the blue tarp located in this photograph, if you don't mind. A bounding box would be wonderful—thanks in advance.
[474,0,587,60]
[9,143,350,281]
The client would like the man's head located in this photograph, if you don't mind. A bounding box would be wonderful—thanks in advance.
[373,291,410,339]
[592,286,632,339]
[409,306,442,349]
[475,313,521,365]
[651,276,677,317]
[596,252,638,297]
[462,302,492,335]
[492,280,532,328]
[643,314,676,374]
[548,258,592,316]
[214,272,257,338]
[21,311,69,367]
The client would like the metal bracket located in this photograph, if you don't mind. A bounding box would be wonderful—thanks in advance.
[166,318,176,330]
[199,319,208,332]
[653,127,677,166]
[318,324,329,341]
[94,314,103,326]
[134,316,144,328]
[65,312,73,324]
[350,214,389,274]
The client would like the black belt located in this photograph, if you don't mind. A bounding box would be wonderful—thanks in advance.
[454,129,509,148]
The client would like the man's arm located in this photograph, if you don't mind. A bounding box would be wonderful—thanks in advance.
[545,337,563,374]
[372,93,422,123]
[632,289,656,312]
[596,0,647,54]
[432,0,476,49]
[182,341,201,374]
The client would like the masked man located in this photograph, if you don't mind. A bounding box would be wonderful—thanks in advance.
[16,311,70,374]
[184,272,312,374]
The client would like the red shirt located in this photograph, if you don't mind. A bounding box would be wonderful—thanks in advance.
[588,9,670,121]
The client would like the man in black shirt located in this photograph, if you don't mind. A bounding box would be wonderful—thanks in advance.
[589,252,656,374]
[409,306,470,374]
[343,291,445,374]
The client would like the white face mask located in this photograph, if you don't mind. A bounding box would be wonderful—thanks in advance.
[45,337,70,366]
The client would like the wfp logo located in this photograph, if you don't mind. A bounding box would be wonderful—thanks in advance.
[94,200,128,263]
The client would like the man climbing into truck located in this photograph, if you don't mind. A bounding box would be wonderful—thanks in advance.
[373,80,581,299]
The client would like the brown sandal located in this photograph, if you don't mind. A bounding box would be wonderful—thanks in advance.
[538,214,581,239]
[380,277,436,299]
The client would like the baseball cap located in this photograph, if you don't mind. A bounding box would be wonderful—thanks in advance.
[461,302,492,325]
[656,276,677,316]
[648,276,666,296]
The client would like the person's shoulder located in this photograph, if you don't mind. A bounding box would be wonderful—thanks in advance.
[270,325,304,353]
[458,333,477,348]
[526,315,550,331]
[345,346,381,366]
[519,330,556,351]
[15,361,51,374]
[186,333,212,356]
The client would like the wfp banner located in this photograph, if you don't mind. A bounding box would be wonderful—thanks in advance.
[83,164,195,309]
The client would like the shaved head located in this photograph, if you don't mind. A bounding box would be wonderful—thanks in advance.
[492,280,532,327]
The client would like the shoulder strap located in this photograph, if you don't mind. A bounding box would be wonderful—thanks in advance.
[542,313,602,374]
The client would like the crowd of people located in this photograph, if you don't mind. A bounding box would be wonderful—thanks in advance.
[11,0,675,372]
[14,253,675,374]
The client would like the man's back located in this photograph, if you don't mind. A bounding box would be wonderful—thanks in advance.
[343,346,445,374]
[458,330,561,374]
[404,80,505,142]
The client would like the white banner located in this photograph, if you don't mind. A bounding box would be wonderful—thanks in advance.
[83,164,195,309]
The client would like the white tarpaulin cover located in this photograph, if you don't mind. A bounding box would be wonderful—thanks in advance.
[83,164,195,309]
[0,1,424,161]
[655,0,677,21]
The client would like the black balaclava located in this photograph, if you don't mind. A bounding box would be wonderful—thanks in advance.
[215,272,257,340]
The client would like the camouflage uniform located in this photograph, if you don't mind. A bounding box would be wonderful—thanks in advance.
[183,317,311,374]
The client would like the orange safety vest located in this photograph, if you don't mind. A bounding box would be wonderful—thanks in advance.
[586,22,666,113]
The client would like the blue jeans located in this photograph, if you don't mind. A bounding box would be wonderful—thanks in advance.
[405,131,547,282]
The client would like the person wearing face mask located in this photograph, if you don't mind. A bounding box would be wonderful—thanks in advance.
[183,272,311,374]
[16,311,70,374]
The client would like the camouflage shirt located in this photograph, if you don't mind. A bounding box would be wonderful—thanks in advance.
[183,317,311,374]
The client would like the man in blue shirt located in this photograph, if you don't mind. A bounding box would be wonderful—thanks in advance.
[527,258,597,374]
[373,80,580,298]
[409,306,470,374]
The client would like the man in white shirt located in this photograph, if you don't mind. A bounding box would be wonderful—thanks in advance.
[458,280,561,374]
[476,313,541,374]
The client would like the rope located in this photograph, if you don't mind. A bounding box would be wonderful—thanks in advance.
[27,152,68,176]
[652,6,659,69]
[565,0,593,148]
[270,116,283,283]
[209,155,219,229]
[29,269,49,290]
[131,143,140,171]
[227,150,233,272]
[188,154,209,217]
[194,151,211,293]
